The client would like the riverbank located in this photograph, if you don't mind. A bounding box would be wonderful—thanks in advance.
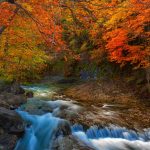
[61,79,150,129]
[63,79,149,105]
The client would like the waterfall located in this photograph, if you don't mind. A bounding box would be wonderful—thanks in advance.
[15,111,62,150]
[72,124,150,150]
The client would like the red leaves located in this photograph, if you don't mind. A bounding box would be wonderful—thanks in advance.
[0,0,149,81]
[105,27,149,68]
[103,0,150,68]
[106,29,127,51]
[0,2,15,26]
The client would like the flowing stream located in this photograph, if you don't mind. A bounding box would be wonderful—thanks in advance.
[15,84,150,150]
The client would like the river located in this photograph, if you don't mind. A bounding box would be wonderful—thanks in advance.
[14,83,150,150]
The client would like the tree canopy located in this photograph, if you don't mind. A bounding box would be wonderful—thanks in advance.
[0,0,149,81]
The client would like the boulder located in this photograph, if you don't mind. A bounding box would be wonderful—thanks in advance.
[52,103,81,121]
[22,100,53,115]
[0,133,18,150]
[51,135,92,150]
[9,81,25,95]
[51,120,92,150]
[0,99,9,109]
[0,92,27,108]
[56,120,71,136]
[50,119,92,150]
[0,107,25,150]
[0,81,27,108]
[0,107,24,135]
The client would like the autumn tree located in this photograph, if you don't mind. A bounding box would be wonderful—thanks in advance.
[0,0,149,84]
[104,0,150,68]
[0,0,65,81]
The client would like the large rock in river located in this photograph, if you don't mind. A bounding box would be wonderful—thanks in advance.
[0,107,25,150]
[0,107,24,134]
[0,93,27,108]
[51,135,92,150]
[0,81,27,109]
[52,120,92,150]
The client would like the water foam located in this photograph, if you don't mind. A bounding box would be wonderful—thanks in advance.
[72,124,150,150]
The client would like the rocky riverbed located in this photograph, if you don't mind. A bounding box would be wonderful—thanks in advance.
[60,80,150,129]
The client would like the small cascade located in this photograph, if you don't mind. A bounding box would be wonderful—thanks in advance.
[15,111,64,150]
[72,124,150,150]
[14,85,74,150]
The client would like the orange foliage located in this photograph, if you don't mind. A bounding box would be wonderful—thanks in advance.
[104,0,150,68]
[0,0,150,81]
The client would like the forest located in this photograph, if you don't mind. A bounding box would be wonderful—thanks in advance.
[0,0,150,150]
[0,0,149,82]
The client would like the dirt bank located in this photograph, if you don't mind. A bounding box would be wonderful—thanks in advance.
[64,80,143,105]
[62,80,150,130]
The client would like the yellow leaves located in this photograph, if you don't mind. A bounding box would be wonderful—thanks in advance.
[22,3,33,12]
[105,8,128,28]
[80,42,87,52]
[97,18,105,24]
[0,18,48,81]
[0,32,7,51]
[0,43,48,81]
[0,0,66,81]
[1,0,149,81]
